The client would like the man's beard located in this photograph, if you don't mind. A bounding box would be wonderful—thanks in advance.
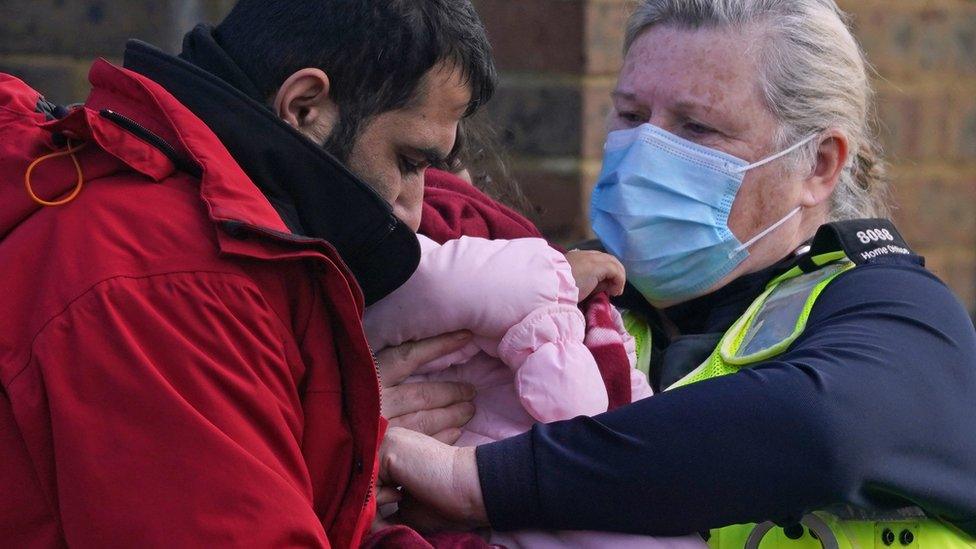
[319,113,362,165]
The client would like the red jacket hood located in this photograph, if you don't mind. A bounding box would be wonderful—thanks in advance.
[0,61,288,240]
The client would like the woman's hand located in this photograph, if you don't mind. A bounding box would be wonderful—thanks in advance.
[377,331,477,444]
[379,427,489,531]
[565,250,626,300]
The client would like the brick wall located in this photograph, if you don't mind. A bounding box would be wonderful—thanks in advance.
[0,0,232,104]
[3,0,974,312]
[843,0,976,313]
[472,0,627,242]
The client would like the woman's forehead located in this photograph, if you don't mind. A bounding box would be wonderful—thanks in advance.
[617,25,766,114]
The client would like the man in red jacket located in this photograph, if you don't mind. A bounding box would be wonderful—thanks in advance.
[0,1,495,546]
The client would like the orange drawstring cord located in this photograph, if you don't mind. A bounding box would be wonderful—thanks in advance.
[24,139,88,207]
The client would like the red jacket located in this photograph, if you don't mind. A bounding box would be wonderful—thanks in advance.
[0,60,382,547]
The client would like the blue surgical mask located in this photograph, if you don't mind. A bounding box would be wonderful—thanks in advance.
[590,123,816,304]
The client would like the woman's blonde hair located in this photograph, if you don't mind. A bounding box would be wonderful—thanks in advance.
[625,0,890,220]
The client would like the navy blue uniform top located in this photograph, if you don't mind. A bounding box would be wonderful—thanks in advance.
[476,221,976,538]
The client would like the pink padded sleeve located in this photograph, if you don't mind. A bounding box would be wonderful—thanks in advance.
[364,235,579,353]
[498,304,609,423]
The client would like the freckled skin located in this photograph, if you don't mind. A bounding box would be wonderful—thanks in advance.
[609,25,823,306]
[345,64,472,232]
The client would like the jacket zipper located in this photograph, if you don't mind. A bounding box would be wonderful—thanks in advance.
[99,109,203,178]
[363,341,382,509]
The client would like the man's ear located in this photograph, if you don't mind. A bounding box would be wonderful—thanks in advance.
[800,129,849,209]
[272,68,339,138]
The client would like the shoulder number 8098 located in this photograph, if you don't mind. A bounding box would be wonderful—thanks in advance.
[857,229,894,244]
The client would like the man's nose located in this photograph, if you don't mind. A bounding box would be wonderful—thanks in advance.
[395,174,425,232]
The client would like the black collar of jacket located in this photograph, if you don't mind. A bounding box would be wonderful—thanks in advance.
[122,27,420,306]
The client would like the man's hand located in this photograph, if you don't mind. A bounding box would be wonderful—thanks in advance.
[380,427,489,531]
[377,331,477,444]
[565,250,626,300]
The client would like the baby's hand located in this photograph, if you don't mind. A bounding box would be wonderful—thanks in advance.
[565,250,626,300]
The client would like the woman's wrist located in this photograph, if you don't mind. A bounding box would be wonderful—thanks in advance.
[453,446,489,527]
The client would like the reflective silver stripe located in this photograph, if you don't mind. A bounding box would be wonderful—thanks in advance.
[736,263,849,358]
[744,514,840,549]
[825,504,928,521]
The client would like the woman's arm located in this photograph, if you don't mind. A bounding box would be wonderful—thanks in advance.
[382,262,976,536]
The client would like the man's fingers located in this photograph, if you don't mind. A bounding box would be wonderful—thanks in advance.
[387,401,476,435]
[382,381,476,419]
[375,486,403,507]
[431,428,463,445]
[376,331,472,387]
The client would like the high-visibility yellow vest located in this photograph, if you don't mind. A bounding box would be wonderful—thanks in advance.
[624,251,976,548]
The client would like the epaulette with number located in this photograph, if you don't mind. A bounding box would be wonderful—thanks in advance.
[805,218,918,267]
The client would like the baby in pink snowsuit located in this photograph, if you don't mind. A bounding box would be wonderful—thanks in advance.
[365,234,707,549]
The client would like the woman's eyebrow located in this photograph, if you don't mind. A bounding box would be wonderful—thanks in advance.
[610,90,637,101]
[611,91,713,115]
[672,99,713,116]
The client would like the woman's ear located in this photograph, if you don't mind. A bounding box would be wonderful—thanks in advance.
[800,129,849,208]
[272,68,339,139]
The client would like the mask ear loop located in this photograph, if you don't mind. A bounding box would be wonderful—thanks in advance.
[25,138,88,207]
[732,133,819,174]
[732,206,803,255]
[727,134,819,255]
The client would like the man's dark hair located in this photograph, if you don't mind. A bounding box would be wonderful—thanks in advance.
[214,0,497,162]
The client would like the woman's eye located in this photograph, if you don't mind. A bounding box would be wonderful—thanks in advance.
[686,122,715,136]
[618,112,645,125]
